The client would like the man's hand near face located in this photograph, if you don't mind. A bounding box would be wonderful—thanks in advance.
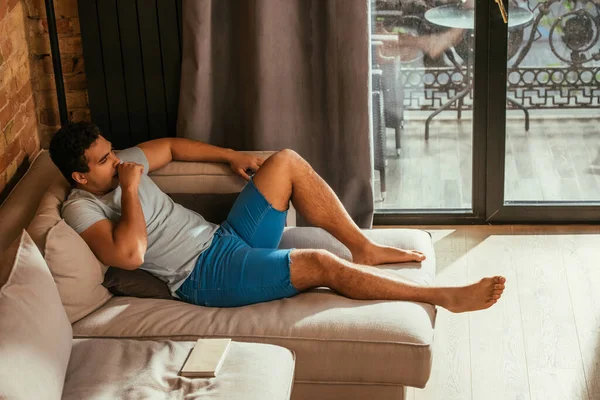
[117,161,144,191]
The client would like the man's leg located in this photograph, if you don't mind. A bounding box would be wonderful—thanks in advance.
[396,28,465,59]
[289,249,506,313]
[252,149,425,265]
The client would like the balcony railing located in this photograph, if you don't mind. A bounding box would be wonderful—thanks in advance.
[373,0,600,111]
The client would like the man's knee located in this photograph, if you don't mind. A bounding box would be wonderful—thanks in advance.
[289,249,334,290]
[277,148,300,159]
[270,148,304,168]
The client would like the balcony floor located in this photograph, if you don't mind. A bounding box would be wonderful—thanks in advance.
[373,115,600,210]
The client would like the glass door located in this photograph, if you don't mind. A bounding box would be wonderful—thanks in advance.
[370,0,489,224]
[487,0,600,222]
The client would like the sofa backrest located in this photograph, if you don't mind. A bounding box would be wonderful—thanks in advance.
[0,151,59,256]
[0,149,277,258]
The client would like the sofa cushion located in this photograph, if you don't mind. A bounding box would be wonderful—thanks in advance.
[26,176,112,323]
[72,227,437,388]
[279,227,436,286]
[0,231,72,400]
[103,267,175,300]
[63,339,295,400]
[27,174,71,255]
[44,220,112,323]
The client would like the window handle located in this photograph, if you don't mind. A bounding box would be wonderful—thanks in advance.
[495,0,508,24]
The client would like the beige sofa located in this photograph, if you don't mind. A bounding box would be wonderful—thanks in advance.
[0,230,295,400]
[0,149,437,400]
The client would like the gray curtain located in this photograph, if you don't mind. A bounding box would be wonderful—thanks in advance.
[177,0,374,228]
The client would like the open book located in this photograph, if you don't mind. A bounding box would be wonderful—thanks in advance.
[180,338,232,378]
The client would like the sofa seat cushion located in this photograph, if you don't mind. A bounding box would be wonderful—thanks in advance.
[63,339,295,400]
[279,227,436,286]
[73,227,436,388]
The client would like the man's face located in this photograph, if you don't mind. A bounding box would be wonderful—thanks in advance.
[73,136,121,195]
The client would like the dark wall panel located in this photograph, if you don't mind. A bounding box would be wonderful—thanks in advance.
[116,0,149,145]
[157,0,182,136]
[97,0,130,149]
[137,0,168,140]
[78,0,111,142]
[78,0,183,148]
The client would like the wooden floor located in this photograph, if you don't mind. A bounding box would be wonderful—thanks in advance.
[374,116,600,209]
[389,224,600,400]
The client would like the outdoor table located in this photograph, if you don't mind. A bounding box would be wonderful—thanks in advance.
[422,4,533,139]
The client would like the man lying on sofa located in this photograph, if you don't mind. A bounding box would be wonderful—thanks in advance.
[49,122,505,313]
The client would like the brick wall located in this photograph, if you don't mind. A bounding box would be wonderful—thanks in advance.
[0,0,88,199]
[0,0,41,197]
[26,0,89,146]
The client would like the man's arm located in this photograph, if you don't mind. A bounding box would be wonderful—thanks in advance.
[136,138,235,173]
[80,162,147,270]
[136,138,265,180]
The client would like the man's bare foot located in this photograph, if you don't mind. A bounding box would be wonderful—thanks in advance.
[439,276,506,313]
[352,243,426,266]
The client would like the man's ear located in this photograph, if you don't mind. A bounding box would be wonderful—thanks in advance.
[72,171,87,185]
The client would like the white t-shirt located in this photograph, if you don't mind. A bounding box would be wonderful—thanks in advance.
[61,146,218,295]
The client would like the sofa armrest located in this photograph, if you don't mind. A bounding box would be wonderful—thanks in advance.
[148,151,274,194]
[148,151,296,227]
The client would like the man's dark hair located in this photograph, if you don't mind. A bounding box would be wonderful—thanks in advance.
[49,122,102,186]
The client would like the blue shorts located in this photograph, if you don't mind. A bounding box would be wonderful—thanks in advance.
[176,177,300,307]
